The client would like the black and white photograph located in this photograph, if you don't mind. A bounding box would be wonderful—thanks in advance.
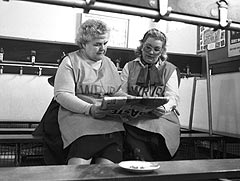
[0,0,240,180]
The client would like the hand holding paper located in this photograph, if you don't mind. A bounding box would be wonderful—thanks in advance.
[100,96,169,118]
[90,104,112,119]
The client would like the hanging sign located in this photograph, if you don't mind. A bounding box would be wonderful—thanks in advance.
[199,26,225,51]
[228,31,240,57]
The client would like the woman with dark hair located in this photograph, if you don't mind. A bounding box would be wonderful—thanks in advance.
[121,28,180,161]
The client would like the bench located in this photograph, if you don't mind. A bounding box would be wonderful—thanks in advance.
[0,121,39,128]
[0,128,35,134]
[180,127,203,133]
[0,134,42,144]
[0,126,237,166]
[179,132,226,159]
[0,134,43,166]
[0,132,224,166]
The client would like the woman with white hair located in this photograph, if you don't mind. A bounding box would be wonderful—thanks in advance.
[54,19,125,165]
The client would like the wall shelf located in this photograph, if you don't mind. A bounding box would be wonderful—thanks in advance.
[0,36,204,76]
[0,60,58,76]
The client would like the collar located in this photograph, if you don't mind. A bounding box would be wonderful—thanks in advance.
[134,57,163,68]
[87,60,102,70]
[79,50,102,70]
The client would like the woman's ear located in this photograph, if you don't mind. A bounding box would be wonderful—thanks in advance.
[140,44,144,52]
[82,43,86,49]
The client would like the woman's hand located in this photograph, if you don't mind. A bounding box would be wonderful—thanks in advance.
[131,104,154,114]
[89,104,109,119]
[151,106,166,117]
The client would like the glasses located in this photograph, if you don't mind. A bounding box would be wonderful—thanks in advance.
[143,44,162,54]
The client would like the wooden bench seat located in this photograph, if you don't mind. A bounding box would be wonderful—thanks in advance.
[180,127,203,133]
[0,134,43,166]
[179,132,226,159]
[0,131,233,166]
[0,121,39,128]
[0,134,42,143]
[0,128,36,134]
[181,132,223,139]
[0,132,221,144]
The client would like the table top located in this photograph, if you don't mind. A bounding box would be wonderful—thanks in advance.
[0,159,239,181]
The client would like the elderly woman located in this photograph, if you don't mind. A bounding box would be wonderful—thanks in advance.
[121,28,181,161]
[54,19,126,165]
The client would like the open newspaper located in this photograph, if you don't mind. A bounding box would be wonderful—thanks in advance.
[101,96,169,110]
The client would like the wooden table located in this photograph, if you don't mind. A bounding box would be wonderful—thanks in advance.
[0,159,239,181]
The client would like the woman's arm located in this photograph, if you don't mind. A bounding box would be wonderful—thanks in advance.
[54,57,92,115]
[151,69,180,117]
[163,69,180,111]
[119,63,129,93]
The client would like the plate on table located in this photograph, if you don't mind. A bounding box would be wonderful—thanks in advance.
[118,161,160,173]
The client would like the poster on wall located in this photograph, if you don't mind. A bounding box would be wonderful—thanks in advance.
[81,13,129,48]
[199,26,225,51]
[228,31,240,57]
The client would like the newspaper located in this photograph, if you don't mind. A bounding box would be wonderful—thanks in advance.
[101,96,169,110]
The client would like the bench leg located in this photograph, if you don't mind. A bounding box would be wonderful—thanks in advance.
[15,143,21,166]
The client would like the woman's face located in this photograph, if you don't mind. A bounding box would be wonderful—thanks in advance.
[83,34,109,62]
[141,37,163,64]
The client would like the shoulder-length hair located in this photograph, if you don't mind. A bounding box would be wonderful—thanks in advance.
[136,28,168,61]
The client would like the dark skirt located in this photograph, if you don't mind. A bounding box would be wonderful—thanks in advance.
[123,123,171,161]
[67,131,124,163]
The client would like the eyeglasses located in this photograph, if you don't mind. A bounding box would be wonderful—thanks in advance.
[143,44,162,54]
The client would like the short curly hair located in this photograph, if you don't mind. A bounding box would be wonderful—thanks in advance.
[76,19,110,49]
[136,28,168,62]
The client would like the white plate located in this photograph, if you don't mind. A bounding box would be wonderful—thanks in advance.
[118,161,160,173]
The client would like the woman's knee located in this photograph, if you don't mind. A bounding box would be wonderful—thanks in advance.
[67,157,92,165]
[94,157,114,164]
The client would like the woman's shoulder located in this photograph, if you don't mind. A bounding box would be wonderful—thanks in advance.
[67,50,87,67]
[164,61,176,68]
[163,61,178,74]
[67,50,83,61]
[102,55,113,64]
[125,57,140,66]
